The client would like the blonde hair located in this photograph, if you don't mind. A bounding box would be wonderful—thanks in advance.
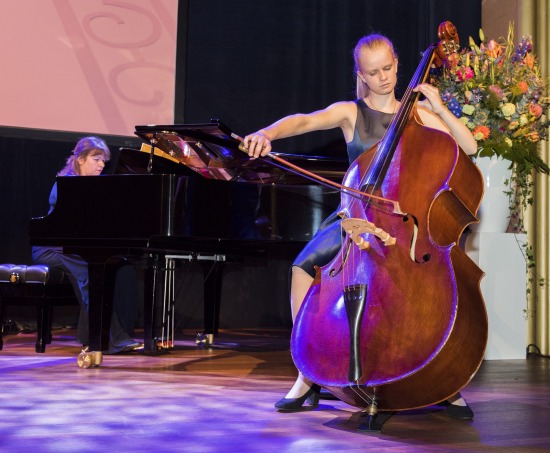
[353,34,398,99]
[58,136,111,176]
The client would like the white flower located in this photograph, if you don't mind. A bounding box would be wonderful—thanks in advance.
[519,115,528,126]
[501,103,516,117]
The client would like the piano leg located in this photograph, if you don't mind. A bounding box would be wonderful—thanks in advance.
[87,258,118,352]
[64,248,144,365]
[143,254,161,352]
[200,259,224,342]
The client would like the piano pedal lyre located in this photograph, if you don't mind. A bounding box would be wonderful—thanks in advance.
[159,256,178,351]
[164,253,226,350]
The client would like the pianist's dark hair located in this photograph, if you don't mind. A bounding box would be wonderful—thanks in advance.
[58,136,111,176]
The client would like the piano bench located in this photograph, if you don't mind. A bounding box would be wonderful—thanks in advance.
[0,264,78,353]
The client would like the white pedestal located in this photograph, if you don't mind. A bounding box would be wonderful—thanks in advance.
[465,232,527,360]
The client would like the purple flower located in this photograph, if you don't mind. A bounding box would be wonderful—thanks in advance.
[447,97,462,118]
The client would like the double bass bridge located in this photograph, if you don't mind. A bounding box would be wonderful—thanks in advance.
[340,218,396,250]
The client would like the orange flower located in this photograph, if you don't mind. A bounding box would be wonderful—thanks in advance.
[473,125,491,141]
[524,53,535,69]
[517,81,529,93]
[486,39,502,58]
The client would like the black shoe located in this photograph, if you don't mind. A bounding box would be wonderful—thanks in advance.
[116,341,144,353]
[319,388,339,400]
[440,401,474,420]
[274,384,321,412]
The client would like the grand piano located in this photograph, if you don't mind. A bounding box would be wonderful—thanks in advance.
[28,120,347,359]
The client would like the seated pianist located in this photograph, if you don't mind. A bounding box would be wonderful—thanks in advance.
[31,136,143,354]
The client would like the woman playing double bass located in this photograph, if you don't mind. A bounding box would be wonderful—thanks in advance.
[243,33,478,420]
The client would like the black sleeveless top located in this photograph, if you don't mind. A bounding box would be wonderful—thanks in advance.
[292,99,395,277]
[347,98,395,163]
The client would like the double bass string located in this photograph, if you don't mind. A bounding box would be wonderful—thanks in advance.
[347,42,438,267]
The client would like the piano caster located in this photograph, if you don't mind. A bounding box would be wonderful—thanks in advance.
[77,347,103,368]
[195,332,213,348]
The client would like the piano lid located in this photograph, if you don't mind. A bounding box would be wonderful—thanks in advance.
[134,119,347,185]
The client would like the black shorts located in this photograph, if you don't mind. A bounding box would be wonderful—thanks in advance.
[292,210,344,278]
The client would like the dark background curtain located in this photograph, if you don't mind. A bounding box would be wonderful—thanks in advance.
[178,0,481,156]
[0,0,481,329]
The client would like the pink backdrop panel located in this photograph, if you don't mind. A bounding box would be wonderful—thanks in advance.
[0,0,177,136]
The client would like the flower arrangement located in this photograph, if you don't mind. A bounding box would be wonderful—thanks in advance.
[431,22,550,227]
[432,23,549,173]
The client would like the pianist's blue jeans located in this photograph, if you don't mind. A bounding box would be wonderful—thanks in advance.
[31,246,139,353]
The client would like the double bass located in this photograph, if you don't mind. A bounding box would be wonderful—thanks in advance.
[290,22,488,418]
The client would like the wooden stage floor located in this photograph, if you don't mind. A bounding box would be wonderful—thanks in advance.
[0,328,549,452]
